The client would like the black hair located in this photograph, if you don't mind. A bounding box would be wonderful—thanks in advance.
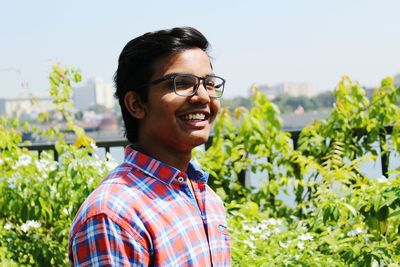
[114,27,210,143]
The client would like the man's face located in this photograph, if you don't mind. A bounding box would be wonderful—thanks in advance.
[137,48,220,153]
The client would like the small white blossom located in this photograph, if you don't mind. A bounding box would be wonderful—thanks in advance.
[347,227,367,237]
[8,177,16,189]
[14,154,32,168]
[62,206,73,216]
[20,223,29,232]
[265,218,282,226]
[297,242,305,250]
[251,227,262,234]
[63,208,69,216]
[272,227,283,234]
[243,240,256,249]
[4,222,13,230]
[371,259,380,267]
[242,223,251,231]
[260,231,271,240]
[299,233,313,241]
[249,235,257,241]
[20,220,41,233]
[90,141,98,150]
[279,240,289,248]
[36,159,58,179]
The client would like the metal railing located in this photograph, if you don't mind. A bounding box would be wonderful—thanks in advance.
[20,127,394,180]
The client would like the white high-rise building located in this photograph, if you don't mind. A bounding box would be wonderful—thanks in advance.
[258,82,317,99]
[73,77,115,111]
[0,94,54,118]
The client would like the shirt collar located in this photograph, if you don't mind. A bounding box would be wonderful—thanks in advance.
[124,145,209,185]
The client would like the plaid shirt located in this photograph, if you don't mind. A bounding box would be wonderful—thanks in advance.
[69,146,231,266]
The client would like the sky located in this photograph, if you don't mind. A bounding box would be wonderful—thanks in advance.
[1,0,400,99]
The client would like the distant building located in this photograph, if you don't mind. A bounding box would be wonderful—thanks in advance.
[73,77,115,111]
[394,73,400,87]
[257,82,317,99]
[0,95,54,118]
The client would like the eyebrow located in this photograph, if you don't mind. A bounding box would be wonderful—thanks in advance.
[164,72,216,77]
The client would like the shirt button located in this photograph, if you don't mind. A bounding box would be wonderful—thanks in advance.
[177,177,185,183]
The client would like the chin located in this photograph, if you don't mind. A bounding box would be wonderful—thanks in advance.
[186,132,210,147]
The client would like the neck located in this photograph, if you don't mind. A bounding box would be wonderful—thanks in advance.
[132,142,192,172]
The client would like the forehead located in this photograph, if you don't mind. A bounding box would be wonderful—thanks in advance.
[151,48,212,79]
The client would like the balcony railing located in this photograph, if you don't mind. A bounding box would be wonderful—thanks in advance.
[20,127,395,184]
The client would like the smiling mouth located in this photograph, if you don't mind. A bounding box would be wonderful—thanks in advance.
[182,113,206,121]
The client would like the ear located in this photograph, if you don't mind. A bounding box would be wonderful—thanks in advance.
[124,91,145,119]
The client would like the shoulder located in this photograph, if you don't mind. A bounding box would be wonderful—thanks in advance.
[69,164,149,239]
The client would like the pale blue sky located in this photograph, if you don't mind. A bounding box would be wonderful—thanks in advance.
[1,0,399,98]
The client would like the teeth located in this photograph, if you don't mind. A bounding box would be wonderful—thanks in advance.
[184,113,205,120]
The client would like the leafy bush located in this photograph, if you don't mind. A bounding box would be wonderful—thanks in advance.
[0,65,117,266]
[195,77,400,266]
[1,66,400,266]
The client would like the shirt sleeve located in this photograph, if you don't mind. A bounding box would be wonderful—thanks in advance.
[69,214,151,267]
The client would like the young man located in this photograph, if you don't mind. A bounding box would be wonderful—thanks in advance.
[69,27,231,266]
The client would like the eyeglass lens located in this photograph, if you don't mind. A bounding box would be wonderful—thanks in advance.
[173,75,224,97]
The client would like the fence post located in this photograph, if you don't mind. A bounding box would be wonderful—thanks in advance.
[379,127,390,177]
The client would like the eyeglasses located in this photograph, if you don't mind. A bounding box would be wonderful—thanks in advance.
[139,73,225,98]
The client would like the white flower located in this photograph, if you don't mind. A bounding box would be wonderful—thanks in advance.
[242,223,251,231]
[347,227,367,237]
[36,159,57,178]
[20,220,41,233]
[243,240,256,249]
[63,206,73,216]
[0,158,3,165]
[297,242,305,250]
[299,233,313,241]
[242,222,262,234]
[279,240,289,248]
[90,141,98,150]
[272,226,283,234]
[250,227,262,234]
[260,231,271,240]
[14,154,32,168]
[265,218,282,226]
[4,222,13,230]
[249,235,257,241]
[20,223,30,232]
[63,208,69,215]
[8,177,16,189]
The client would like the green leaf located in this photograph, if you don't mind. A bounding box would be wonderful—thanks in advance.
[342,203,357,217]
[388,209,400,218]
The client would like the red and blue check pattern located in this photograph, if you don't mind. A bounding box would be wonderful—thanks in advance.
[69,146,231,266]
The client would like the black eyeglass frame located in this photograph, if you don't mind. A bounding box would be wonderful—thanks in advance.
[139,73,225,98]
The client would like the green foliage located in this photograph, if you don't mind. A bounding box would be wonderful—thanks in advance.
[0,65,116,266]
[196,76,400,265]
[195,88,294,214]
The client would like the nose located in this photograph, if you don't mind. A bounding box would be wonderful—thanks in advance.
[190,82,210,103]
